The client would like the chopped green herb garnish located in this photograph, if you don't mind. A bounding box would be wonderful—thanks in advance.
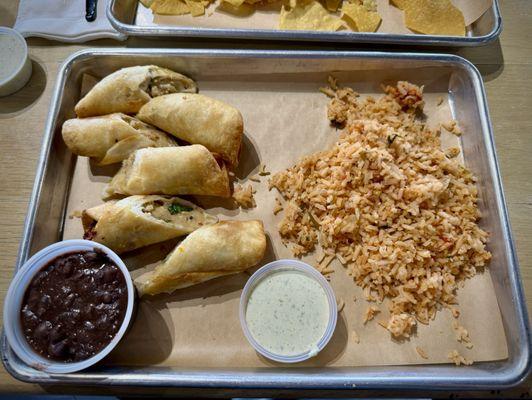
[168,203,193,215]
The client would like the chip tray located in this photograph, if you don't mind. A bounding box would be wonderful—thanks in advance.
[107,0,502,45]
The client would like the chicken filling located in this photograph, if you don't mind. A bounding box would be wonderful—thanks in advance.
[142,199,196,224]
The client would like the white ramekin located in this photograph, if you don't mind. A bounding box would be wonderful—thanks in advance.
[0,27,32,97]
[239,259,338,363]
[3,240,135,374]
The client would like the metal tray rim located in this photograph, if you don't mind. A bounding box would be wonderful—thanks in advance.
[2,48,529,390]
[106,0,502,46]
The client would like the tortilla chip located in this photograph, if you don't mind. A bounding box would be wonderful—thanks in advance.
[139,0,155,7]
[280,0,343,31]
[404,0,465,36]
[342,3,381,32]
[222,0,247,6]
[185,0,206,15]
[151,0,190,14]
[217,1,255,16]
[362,0,377,11]
[325,0,342,12]
[390,0,409,9]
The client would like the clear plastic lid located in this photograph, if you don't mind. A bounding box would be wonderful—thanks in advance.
[239,259,337,363]
[3,239,135,374]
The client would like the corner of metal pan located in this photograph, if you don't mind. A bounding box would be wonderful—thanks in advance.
[488,336,531,389]
[453,0,502,47]
[1,332,46,384]
[480,0,503,45]
[1,333,20,381]
[508,340,532,388]
[445,53,486,86]
[107,0,136,35]
[500,229,532,388]
[60,48,102,70]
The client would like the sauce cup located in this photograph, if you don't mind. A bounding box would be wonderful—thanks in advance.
[239,259,337,363]
[3,240,135,373]
[0,27,32,97]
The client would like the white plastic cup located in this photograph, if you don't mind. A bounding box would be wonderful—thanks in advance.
[0,27,32,97]
[239,259,337,363]
[3,240,135,373]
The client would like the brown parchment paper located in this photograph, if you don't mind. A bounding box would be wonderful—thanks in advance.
[63,75,508,368]
[135,0,492,35]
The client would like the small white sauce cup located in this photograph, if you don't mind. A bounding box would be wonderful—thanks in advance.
[239,259,337,363]
[0,27,32,97]
[3,240,135,373]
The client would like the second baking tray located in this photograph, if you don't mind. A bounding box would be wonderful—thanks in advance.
[2,49,530,391]
[108,0,502,46]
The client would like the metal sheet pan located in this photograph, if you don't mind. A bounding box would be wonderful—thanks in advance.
[107,0,502,46]
[1,49,529,391]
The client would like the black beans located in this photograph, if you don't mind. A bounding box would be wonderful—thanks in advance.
[59,260,74,276]
[34,321,52,341]
[49,325,66,344]
[102,266,116,284]
[20,249,127,362]
[48,340,68,358]
[101,292,112,304]
[82,251,101,263]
